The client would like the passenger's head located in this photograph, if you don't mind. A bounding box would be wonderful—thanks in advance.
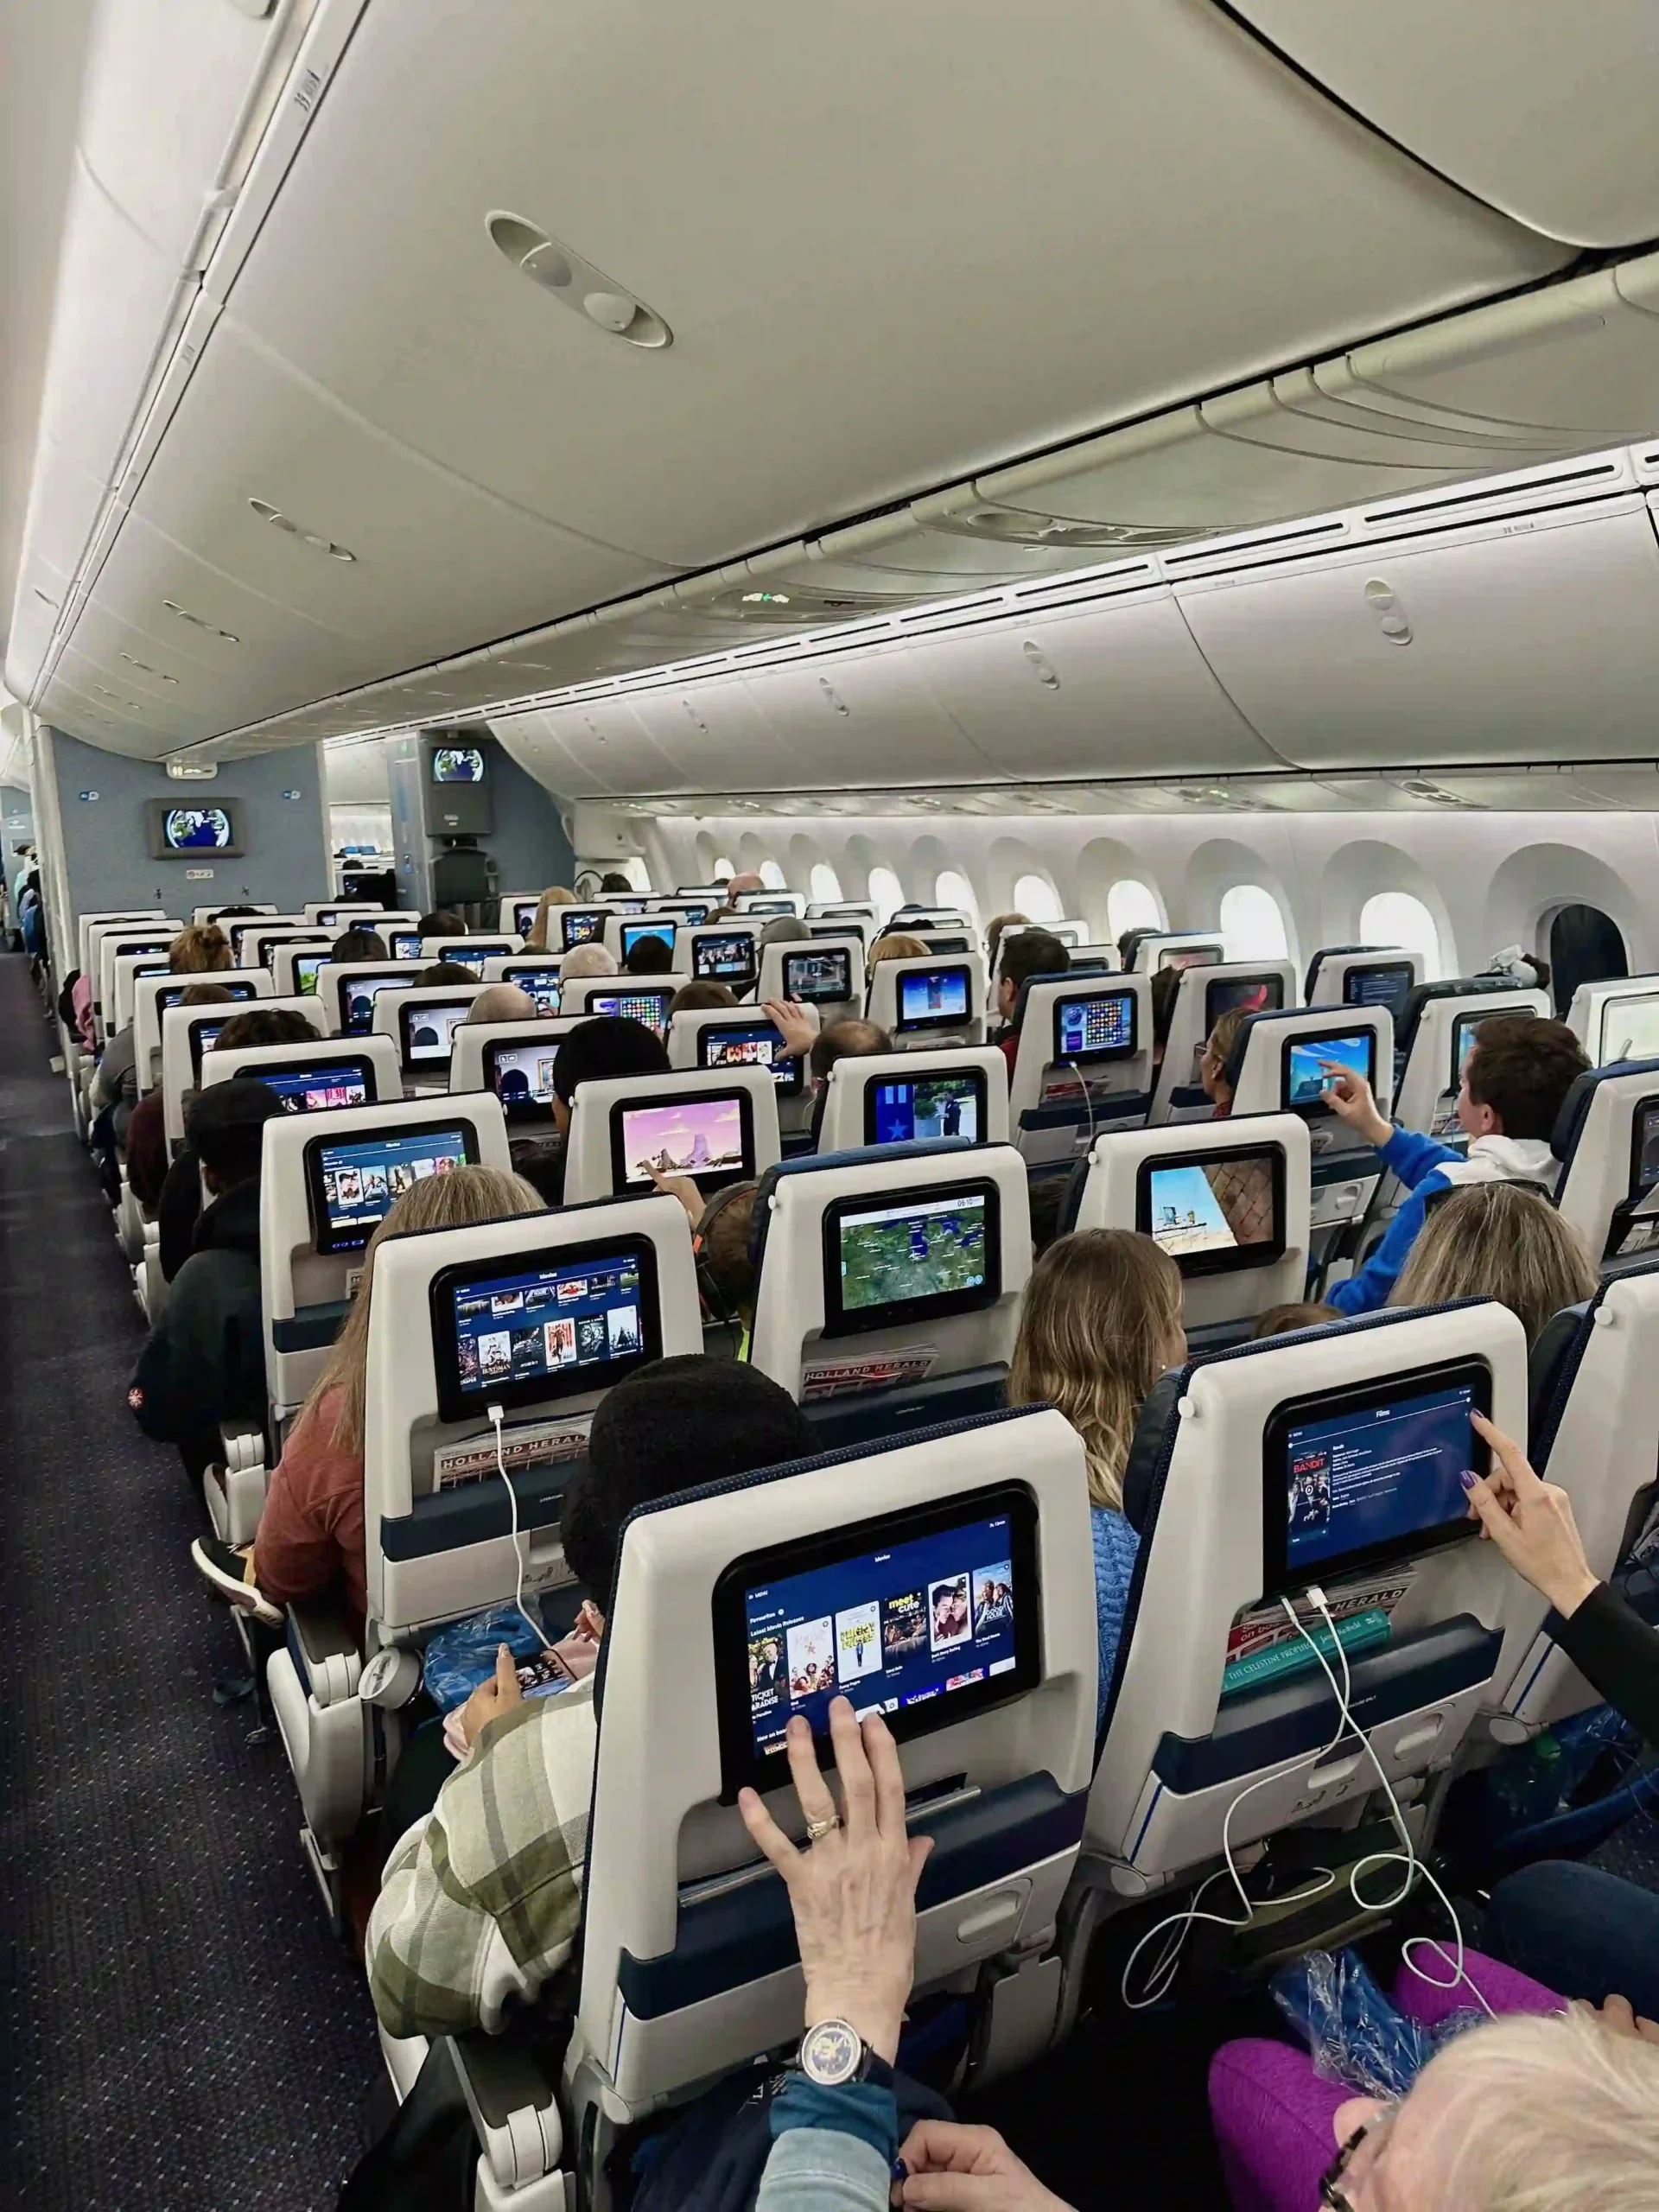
[417,910,465,938]
[670,979,736,1014]
[168,922,232,975]
[466,982,536,1026]
[177,982,234,1010]
[726,871,766,898]
[996,930,1070,1026]
[868,931,930,976]
[1459,1016,1588,1143]
[417,962,474,988]
[986,912,1029,968]
[1199,1007,1249,1109]
[1327,2005,1659,2212]
[559,1356,813,1613]
[1392,1183,1597,1349]
[622,933,674,976]
[550,1015,671,1132]
[332,926,387,964]
[1149,963,1181,1071]
[1007,1229,1185,1510]
[810,1017,892,1091]
[560,942,618,982]
[1253,1301,1338,1340]
[315,1164,546,1454]
[598,872,634,894]
[696,1180,761,1328]
[757,915,810,950]
[524,887,576,950]
[216,1007,316,1053]
[183,1078,285,1195]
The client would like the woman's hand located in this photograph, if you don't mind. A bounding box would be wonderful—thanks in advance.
[648,1166,704,1230]
[456,1643,524,1749]
[737,1695,931,2063]
[1319,1065,1392,1149]
[896,2120,1076,2211]
[1464,1412,1601,1618]
[764,999,818,1062]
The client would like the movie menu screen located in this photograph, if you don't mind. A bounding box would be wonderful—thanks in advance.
[1283,1378,1478,1574]
[254,1063,371,1115]
[314,1127,471,1249]
[694,932,758,983]
[449,1250,645,1397]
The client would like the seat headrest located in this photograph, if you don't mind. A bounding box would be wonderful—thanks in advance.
[1121,1371,1183,1534]
[1394,976,1517,1061]
[1551,1057,1659,1167]
[1011,969,1081,1027]
[748,1135,976,1266]
[1302,944,1373,1001]
[1527,1296,1595,1463]
[1218,1004,1314,1090]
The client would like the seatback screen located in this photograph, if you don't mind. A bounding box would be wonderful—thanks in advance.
[296,953,329,995]
[1600,992,1659,1067]
[1452,1007,1529,1089]
[435,944,490,976]
[1157,944,1223,974]
[399,998,474,1069]
[693,931,758,985]
[823,1181,1000,1335]
[741,898,797,917]
[1344,963,1414,1017]
[897,966,970,1030]
[611,1091,752,1191]
[587,988,673,1036]
[559,908,607,949]
[306,1122,477,1254]
[1636,1101,1659,1194]
[1137,1143,1285,1279]
[510,899,540,936]
[342,971,416,1035]
[1205,974,1284,1030]
[486,1039,562,1116]
[1262,1360,1491,1595]
[188,1019,232,1078]
[697,1022,803,1095]
[621,920,677,959]
[500,965,562,1015]
[160,977,257,1012]
[391,931,423,961]
[865,1070,986,1147]
[257,932,328,970]
[1281,1029,1376,1114]
[1052,991,1136,1064]
[246,1060,372,1115]
[782,947,853,1004]
[430,1236,660,1421]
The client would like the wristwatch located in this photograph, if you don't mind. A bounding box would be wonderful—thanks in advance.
[797,2018,895,2090]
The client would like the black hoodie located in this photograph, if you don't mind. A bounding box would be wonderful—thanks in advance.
[127,1176,266,1471]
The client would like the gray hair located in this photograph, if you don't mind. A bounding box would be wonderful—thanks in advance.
[559,943,618,981]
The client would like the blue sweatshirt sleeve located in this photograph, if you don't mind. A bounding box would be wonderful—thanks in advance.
[1325,1128,1458,1317]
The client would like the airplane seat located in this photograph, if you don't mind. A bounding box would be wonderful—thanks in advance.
[561,1064,781,1206]
[1147,960,1299,1126]
[1006,976,1154,1168]
[1390,980,1551,1143]
[556,977,677,1035]
[1565,974,1659,1066]
[1068,1115,1312,1354]
[372,982,486,1093]
[1304,945,1424,1018]
[816,1044,1010,1154]
[541,1404,1095,2196]
[864,952,986,1054]
[747,1138,1029,1451]
[1494,1256,1659,1739]
[448,1016,582,1123]
[667,1006,812,1141]
[132,970,275,1105]
[1550,1058,1659,1270]
[159,995,330,1155]
[1066,1300,1532,1996]
[1128,931,1224,977]
[266,1189,701,1913]
[420,935,522,976]
[480,956,568,1015]
[600,915,690,972]
[200,1033,403,1116]
[755,932,863,1026]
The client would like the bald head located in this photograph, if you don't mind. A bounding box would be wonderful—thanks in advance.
[560,943,618,980]
[728,872,766,897]
[467,983,537,1026]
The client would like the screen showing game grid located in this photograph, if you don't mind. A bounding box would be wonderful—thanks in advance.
[1452,1007,1529,1087]
[898,967,969,1027]
[1283,1030,1375,1110]
[737,1501,1030,1768]
[400,998,473,1066]
[614,1095,748,1185]
[1205,974,1285,1029]
[833,1189,989,1316]
[699,1024,798,1091]
[1142,1147,1280,1274]
[560,909,606,949]
[621,920,677,959]
[867,1071,985,1147]
[1053,991,1135,1063]
[1344,963,1414,1017]
[448,1250,646,1399]
[1600,993,1659,1066]
[246,1061,371,1115]
[783,947,853,1004]
[502,967,562,1014]
[309,1126,474,1251]
[693,932,757,983]
[1276,1370,1485,1583]
[160,977,257,1012]
[431,745,485,784]
[343,974,415,1034]
[588,988,672,1035]
[487,1040,562,1112]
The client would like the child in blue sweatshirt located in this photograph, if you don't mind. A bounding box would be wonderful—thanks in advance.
[1319,1015,1587,1315]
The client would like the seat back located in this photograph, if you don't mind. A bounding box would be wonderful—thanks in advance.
[1568,974,1659,1067]
[111,949,177,1034]
[666,1010,809,1134]
[363,1192,702,1632]
[1552,1059,1659,1265]
[1087,1302,1531,1891]
[1148,959,1299,1124]
[556,978,676,1034]
[1393,982,1550,1139]
[563,1064,781,1205]
[134,969,270,1096]
[79,907,163,979]
[602,914,689,970]
[575,1405,1096,2116]
[1306,945,1423,1017]
[806,899,875,923]
[418,935,519,975]
[372,982,487,1084]
[1004,974,1154,1164]
[161,995,329,1149]
[1071,1115,1312,1335]
[748,1139,1029,1406]
[807,914,874,954]
[480,956,566,1014]
[1227,1005,1395,1239]
[303,904,419,931]
[733,887,806,918]
[93,924,181,1033]
[448,1016,582,1117]
[497,892,543,938]
[817,1045,1011,1153]
[865,953,986,1051]
[273,942,342,997]
[258,1092,512,1421]
[324,959,426,1039]
[242,925,331,974]
[226,913,305,963]
[201,1034,402,1114]
[683,922,762,999]
[755,933,864,1016]
[1129,931,1224,976]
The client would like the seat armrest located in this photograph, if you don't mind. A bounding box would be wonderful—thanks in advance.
[445,2031,563,2192]
[287,1603,362,1708]
[219,1421,266,1473]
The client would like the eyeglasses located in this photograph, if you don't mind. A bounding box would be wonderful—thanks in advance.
[1319,2105,1397,2211]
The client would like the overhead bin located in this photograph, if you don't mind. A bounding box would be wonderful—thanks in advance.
[625,676,818,794]
[738,639,1001,791]
[1176,490,1659,771]
[1227,2,1659,248]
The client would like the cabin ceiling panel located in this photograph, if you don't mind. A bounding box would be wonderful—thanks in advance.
[625,677,818,794]
[740,643,1000,790]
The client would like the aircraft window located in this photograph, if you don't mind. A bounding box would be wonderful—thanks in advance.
[1014,872,1061,925]
[935,869,980,927]
[715,855,735,879]
[868,865,905,924]
[1107,878,1160,941]
[623,857,652,893]
[810,861,842,903]
[759,859,787,890]
[1220,884,1289,964]
[1359,892,1442,982]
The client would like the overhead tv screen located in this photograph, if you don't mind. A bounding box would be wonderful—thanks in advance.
[145,798,245,858]
[431,744,486,785]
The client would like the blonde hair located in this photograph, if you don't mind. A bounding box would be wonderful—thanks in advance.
[868,931,931,975]
[560,942,618,981]
[308,1164,544,1454]
[169,922,232,974]
[1406,2005,1659,2211]
[1392,1184,1597,1349]
[524,887,577,950]
[1007,1230,1184,1508]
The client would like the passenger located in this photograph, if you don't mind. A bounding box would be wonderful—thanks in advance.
[156,1006,318,1278]
[1148,963,1180,1077]
[868,930,931,976]
[1007,1230,1184,1726]
[465,982,537,1025]
[559,941,618,981]
[417,909,466,938]
[726,870,766,897]
[365,1356,815,2037]
[648,1174,761,1346]
[189,1165,545,1637]
[330,925,387,964]
[127,1082,287,1486]
[91,921,232,1142]
[810,1018,892,1093]
[1198,1006,1249,1117]
[512,1014,672,1205]
[123,981,236,1211]
[598,871,636,893]
[1322,1017,1589,1316]
[990,929,1070,1075]
[757,915,811,949]
[1391,1184,1597,1349]
[985,911,1029,969]
[669,978,737,1014]
[523,886,576,950]
[416,960,474,987]
[622,932,674,976]
[1252,1301,1338,1340]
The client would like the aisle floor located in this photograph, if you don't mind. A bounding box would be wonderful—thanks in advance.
[0,958,378,2209]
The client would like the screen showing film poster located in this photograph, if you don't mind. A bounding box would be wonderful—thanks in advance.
[742,1505,1020,1759]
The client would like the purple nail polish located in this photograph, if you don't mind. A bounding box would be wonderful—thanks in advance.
[1459,1469,1478,1491]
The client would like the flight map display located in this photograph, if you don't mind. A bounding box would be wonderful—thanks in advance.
[162,806,233,850]
[835,1190,988,1313]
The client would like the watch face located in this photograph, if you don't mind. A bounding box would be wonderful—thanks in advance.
[800,2018,862,2087]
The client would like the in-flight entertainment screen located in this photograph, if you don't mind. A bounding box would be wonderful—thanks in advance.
[611,1091,753,1191]
[866,1070,986,1147]
[429,1236,660,1420]
[1138,1144,1284,1278]
[306,1122,477,1253]
[822,1181,1000,1335]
